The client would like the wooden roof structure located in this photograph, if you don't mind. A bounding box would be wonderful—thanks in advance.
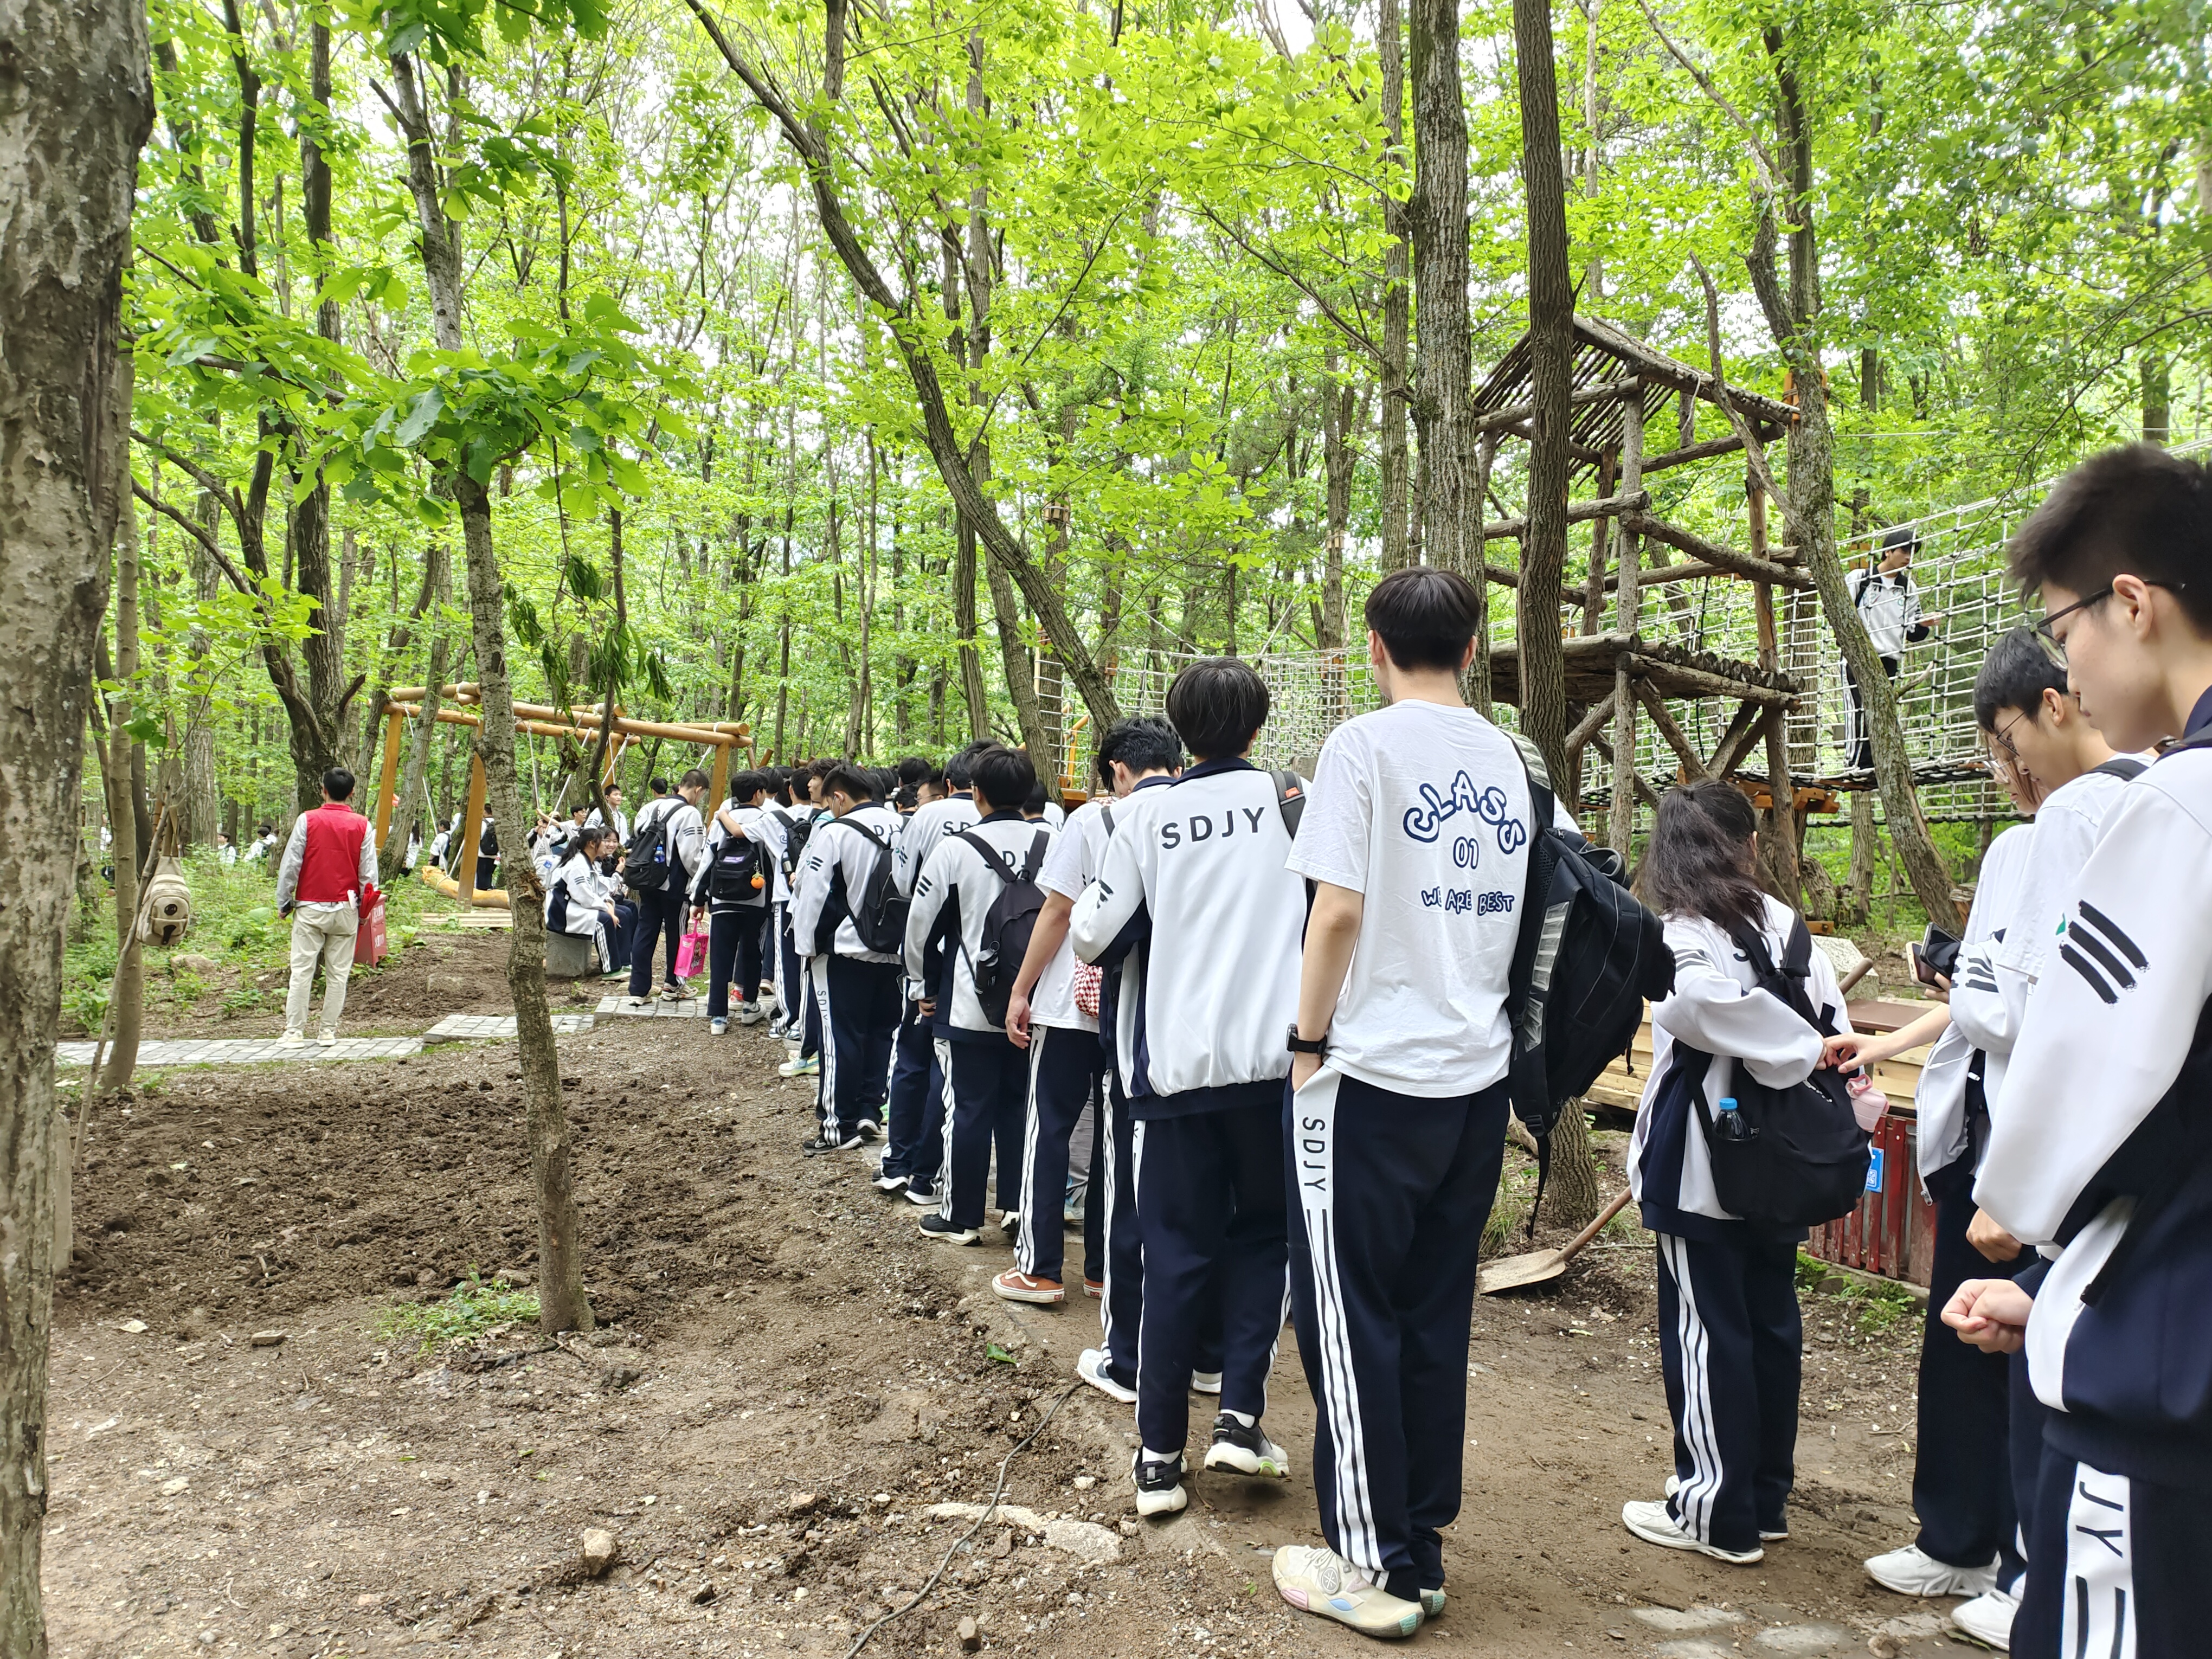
[1469,316,1812,857]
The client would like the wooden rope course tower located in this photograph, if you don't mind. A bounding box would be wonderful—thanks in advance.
[1472,315,1820,868]
[372,683,751,907]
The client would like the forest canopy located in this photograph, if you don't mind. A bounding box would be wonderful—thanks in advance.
[120,0,2210,836]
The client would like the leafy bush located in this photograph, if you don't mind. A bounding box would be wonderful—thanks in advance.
[374,1271,541,1353]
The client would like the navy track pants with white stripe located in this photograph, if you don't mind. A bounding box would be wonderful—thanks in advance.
[937,1037,1027,1231]
[1653,1227,1801,1557]
[1287,1069,1509,1605]
[1098,1074,1144,1387]
[813,955,900,1140]
[1913,1165,2025,1579]
[2013,1444,2211,1659]
[1134,1099,1287,1456]
[1015,1025,1106,1285]
[882,998,941,1187]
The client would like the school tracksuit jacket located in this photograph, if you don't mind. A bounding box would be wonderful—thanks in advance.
[1014,796,1111,1290]
[1977,718,2212,1659]
[906,811,1057,1230]
[1896,822,2036,1583]
[880,794,981,1193]
[792,802,905,1140]
[1629,894,1853,1558]
[1070,758,1306,1460]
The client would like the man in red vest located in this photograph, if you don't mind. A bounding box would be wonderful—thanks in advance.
[275,767,377,1047]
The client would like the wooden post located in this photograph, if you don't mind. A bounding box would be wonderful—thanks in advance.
[1468,431,1499,715]
[1607,662,1638,856]
[373,706,404,849]
[1748,471,1778,670]
[709,737,731,812]
[458,749,488,904]
[1582,449,1616,634]
[1615,384,1644,634]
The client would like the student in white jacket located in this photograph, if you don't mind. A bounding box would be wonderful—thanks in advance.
[1949,445,2212,1659]
[1071,659,1306,1522]
[545,826,626,973]
[1624,782,1853,1567]
[790,762,906,1155]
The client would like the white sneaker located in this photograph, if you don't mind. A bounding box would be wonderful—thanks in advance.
[316,1031,337,1047]
[1621,1499,1763,1565]
[623,995,649,1009]
[1667,1474,1785,1539]
[1075,1347,1136,1405]
[1191,1370,1223,1395]
[1864,1544,1998,1599]
[1950,1587,2017,1650]
[735,1002,767,1026]
[1203,1414,1289,1478]
[1271,1545,1423,1639]
[1132,1450,1187,1517]
[278,1030,308,1048]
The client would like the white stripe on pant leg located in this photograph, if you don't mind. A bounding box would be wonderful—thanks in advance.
[1130,1118,1152,1407]
[812,956,838,1135]
[1660,1234,1725,1545]
[1290,1067,1383,1578]
[2061,1464,2136,1659]
[934,1038,959,1221]
[1016,1028,1049,1277]
[1099,1090,1124,1361]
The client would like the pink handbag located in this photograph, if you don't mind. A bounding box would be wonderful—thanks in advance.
[1073,961,1104,1018]
[674,924,709,980]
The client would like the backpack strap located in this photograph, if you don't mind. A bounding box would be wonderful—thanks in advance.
[1101,802,1116,837]
[1271,770,1307,839]
[839,815,892,854]
[1507,732,1556,835]
[2092,756,2149,782]
[954,828,1018,885]
[1020,828,1051,882]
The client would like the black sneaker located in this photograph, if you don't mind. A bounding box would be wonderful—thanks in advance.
[1203,1414,1290,1478]
[854,1120,883,1143]
[917,1213,979,1245]
[1133,1450,1188,1517]
[802,1132,863,1156]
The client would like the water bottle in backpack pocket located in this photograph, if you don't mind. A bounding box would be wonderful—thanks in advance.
[1687,916,1873,1229]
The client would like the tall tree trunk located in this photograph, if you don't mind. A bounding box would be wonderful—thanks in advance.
[1377,0,1412,571]
[390,48,593,1334]
[1513,0,1576,787]
[179,493,221,845]
[0,0,149,1641]
[1747,27,1958,933]
[1405,0,1484,701]
[100,498,146,1093]
[380,540,452,882]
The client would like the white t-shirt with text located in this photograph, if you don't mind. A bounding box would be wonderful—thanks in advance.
[1031,797,1110,1033]
[1288,699,1544,1097]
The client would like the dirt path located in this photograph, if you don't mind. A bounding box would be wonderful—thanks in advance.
[47,1012,1965,1659]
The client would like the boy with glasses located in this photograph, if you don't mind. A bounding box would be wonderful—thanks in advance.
[1946,444,2212,1659]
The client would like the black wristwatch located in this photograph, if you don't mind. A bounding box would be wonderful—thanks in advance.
[1287,1025,1330,1058]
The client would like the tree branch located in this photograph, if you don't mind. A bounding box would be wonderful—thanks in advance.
[1687,253,1783,505]
[1625,0,1784,196]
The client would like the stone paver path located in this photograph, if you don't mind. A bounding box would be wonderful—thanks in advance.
[57,1036,422,1067]
[594,995,706,1018]
[422,1013,597,1043]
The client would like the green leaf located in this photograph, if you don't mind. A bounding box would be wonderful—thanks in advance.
[395,387,446,446]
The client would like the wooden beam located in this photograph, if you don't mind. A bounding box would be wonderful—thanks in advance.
[1491,417,1605,466]
[1635,678,1713,781]
[1641,432,1749,474]
[1707,698,1767,776]
[1623,512,1811,589]
[1473,374,1640,434]
[458,750,488,905]
[373,707,403,852]
[1480,488,1650,542]
[1571,315,1802,429]
[1566,697,1615,754]
[1608,662,1637,854]
[1622,652,1794,705]
[1634,770,1665,811]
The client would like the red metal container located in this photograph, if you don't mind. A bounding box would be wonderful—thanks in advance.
[1804,1111,1935,1288]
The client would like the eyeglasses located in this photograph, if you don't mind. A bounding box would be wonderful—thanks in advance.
[2034,580,2185,664]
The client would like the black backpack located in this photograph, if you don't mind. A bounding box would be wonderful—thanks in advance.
[954,828,1053,1026]
[620,804,672,891]
[1503,736,1676,1217]
[1686,915,1872,1229]
[706,818,766,906]
[781,807,819,881]
[837,815,910,955]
